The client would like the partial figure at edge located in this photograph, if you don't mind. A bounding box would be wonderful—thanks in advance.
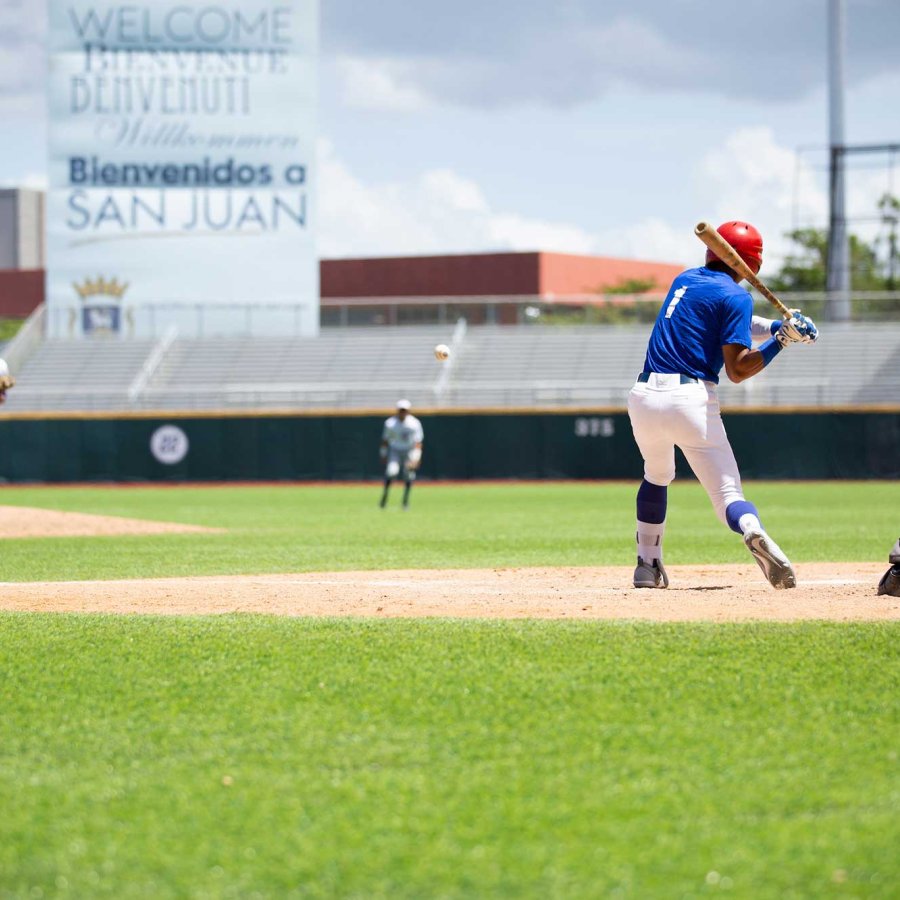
[877,538,900,597]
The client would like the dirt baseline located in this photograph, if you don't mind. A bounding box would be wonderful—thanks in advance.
[0,506,220,538]
[0,564,896,622]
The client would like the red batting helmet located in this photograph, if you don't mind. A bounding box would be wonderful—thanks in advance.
[705,221,763,274]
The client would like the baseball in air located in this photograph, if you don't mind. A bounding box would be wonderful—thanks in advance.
[434,344,451,361]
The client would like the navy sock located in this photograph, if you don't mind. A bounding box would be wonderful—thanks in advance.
[725,500,761,535]
[636,479,667,525]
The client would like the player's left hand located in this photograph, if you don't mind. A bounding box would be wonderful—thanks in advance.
[776,311,818,346]
[788,310,818,343]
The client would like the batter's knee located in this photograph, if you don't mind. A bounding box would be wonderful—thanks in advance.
[643,465,675,488]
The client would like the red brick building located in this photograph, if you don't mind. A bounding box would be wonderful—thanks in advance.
[0,269,45,318]
[1,251,682,322]
[321,251,681,298]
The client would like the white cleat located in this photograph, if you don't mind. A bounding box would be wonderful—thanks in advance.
[743,529,796,590]
[633,557,668,589]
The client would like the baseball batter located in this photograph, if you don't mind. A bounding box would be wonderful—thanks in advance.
[628,221,818,590]
[379,399,424,509]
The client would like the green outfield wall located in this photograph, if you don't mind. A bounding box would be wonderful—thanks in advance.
[0,409,898,482]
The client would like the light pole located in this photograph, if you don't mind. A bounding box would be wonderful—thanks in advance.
[825,0,851,320]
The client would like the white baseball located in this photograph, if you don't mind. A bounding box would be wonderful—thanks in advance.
[434,344,451,361]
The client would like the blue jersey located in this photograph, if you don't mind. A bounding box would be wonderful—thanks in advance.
[642,266,752,383]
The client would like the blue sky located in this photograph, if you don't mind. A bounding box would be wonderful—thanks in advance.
[1,0,898,266]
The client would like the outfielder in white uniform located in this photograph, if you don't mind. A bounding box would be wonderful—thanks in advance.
[379,399,424,509]
[628,221,818,590]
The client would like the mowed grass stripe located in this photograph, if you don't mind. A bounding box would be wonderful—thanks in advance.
[0,615,897,898]
[0,481,897,581]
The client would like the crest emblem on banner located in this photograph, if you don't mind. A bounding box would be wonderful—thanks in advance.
[72,277,129,336]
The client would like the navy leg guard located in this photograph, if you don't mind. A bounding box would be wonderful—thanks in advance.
[636,479,667,525]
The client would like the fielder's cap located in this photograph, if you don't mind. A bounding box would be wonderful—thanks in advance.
[396,399,412,411]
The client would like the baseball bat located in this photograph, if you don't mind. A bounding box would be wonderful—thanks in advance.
[694,221,792,319]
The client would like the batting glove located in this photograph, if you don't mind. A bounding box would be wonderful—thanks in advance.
[775,312,818,347]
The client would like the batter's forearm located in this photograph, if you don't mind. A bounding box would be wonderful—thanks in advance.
[729,349,767,382]
[723,339,782,383]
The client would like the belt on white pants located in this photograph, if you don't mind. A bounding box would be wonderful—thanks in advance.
[636,372,698,385]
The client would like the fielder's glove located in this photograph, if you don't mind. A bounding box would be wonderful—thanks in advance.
[775,311,819,347]
[877,538,900,597]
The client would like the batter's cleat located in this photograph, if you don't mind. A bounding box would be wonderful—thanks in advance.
[743,529,796,589]
[877,539,900,596]
[633,556,668,589]
[877,565,900,597]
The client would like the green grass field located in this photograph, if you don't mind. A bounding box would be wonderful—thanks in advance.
[1,483,898,898]
[0,481,896,581]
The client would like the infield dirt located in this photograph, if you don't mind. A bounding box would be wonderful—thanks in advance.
[1,563,895,622]
[0,505,220,538]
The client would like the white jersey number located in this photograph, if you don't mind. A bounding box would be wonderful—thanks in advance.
[665,286,687,319]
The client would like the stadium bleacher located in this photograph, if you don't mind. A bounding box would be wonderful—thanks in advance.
[5,322,899,412]
[7,338,157,411]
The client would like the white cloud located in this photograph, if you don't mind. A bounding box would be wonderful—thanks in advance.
[323,1,899,108]
[0,171,47,190]
[695,125,896,269]
[19,171,47,190]
[319,125,896,272]
[697,126,828,268]
[318,139,698,264]
[317,138,603,258]
[599,218,697,267]
[333,55,430,112]
[703,126,827,221]
[0,0,46,112]
[419,170,488,214]
[487,214,596,255]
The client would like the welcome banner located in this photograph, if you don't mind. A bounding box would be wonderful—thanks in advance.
[47,1,318,338]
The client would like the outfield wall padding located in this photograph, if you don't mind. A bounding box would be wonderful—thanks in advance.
[0,410,897,482]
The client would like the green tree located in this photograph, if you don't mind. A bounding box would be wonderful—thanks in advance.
[770,227,889,292]
[877,193,899,290]
[595,277,657,294]
[769,228,828,291]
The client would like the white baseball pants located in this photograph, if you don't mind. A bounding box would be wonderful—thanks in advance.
[385,448,415,480]
[627,374,745,524]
